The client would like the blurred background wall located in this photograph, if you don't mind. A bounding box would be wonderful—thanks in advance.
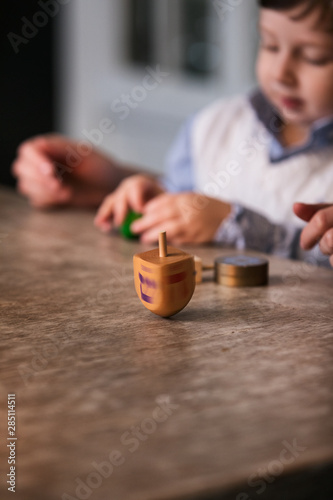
[1,0,258,187]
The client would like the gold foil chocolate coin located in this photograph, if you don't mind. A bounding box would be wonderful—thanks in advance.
[214,255,269,287]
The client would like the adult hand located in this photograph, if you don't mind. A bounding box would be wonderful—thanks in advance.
[11,134,134,209]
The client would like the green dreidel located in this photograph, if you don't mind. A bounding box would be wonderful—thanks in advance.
[120,210,142,239]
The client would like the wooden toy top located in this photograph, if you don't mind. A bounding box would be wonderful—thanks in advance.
[134,246,192,267]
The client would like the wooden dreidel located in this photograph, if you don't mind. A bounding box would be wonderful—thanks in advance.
[194,256,214,284]
[133,231,195,317]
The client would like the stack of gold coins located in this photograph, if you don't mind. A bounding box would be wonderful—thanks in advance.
[214,255,269,287]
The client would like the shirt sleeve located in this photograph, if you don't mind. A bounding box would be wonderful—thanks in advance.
[214,203,330,268]
[160,116,196,192]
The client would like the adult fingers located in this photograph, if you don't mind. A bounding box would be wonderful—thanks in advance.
[15,134,80,179]
[16,139,56,175]
[17,177,71,208]
[12,158,61,191]
[14,156,71,207]
[300,206,333,250]
[20,134,77,162]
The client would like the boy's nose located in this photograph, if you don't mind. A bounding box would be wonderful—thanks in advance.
[273,52,296,86]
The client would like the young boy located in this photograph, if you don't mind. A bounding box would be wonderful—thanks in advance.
[12,0,333,267]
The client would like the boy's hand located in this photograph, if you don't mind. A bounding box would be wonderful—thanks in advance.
[11,134,132,209]
[293,202,333,266]
[94,174,164,232]
[131,192,231,245]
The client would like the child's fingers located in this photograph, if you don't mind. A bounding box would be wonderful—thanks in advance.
[129,186,151,214]
[113,194,130,227]
[143,193,171,212]
[131,214,161,235]
[94,194,116,225]
[130,195,174,235]
[132,193,187,235]
[131,206,175,234]
[140,220,183,244]
[126,177,163,213]
[95,192,128,229]
[293,202,331,222]
[300,206,333,250]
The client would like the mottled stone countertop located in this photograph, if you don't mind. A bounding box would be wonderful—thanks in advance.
[0,186,333,500]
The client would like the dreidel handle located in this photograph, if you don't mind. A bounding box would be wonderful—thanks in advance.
[159,231,167,258]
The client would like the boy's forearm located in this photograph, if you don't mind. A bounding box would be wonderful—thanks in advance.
[214,203,330,267]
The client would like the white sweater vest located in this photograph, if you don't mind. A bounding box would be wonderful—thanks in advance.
[192,95,333,227]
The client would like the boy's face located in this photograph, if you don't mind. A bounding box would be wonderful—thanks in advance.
[257,5,333,127]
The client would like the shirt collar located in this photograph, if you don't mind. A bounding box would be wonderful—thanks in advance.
[249,89,333,163]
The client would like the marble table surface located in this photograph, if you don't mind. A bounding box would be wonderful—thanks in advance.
[1,186,333,500]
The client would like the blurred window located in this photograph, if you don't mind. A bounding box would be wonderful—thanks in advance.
[128,0,219,78]
[58,0,258,172]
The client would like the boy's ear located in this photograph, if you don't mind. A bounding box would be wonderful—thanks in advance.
[293,202,330,222]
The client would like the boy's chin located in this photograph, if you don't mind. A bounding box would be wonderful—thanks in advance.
[279,109,310,126]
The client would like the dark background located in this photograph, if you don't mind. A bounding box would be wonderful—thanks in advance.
[0,1,55,187]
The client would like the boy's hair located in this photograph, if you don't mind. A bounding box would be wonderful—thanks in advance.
[258,0,333,30]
